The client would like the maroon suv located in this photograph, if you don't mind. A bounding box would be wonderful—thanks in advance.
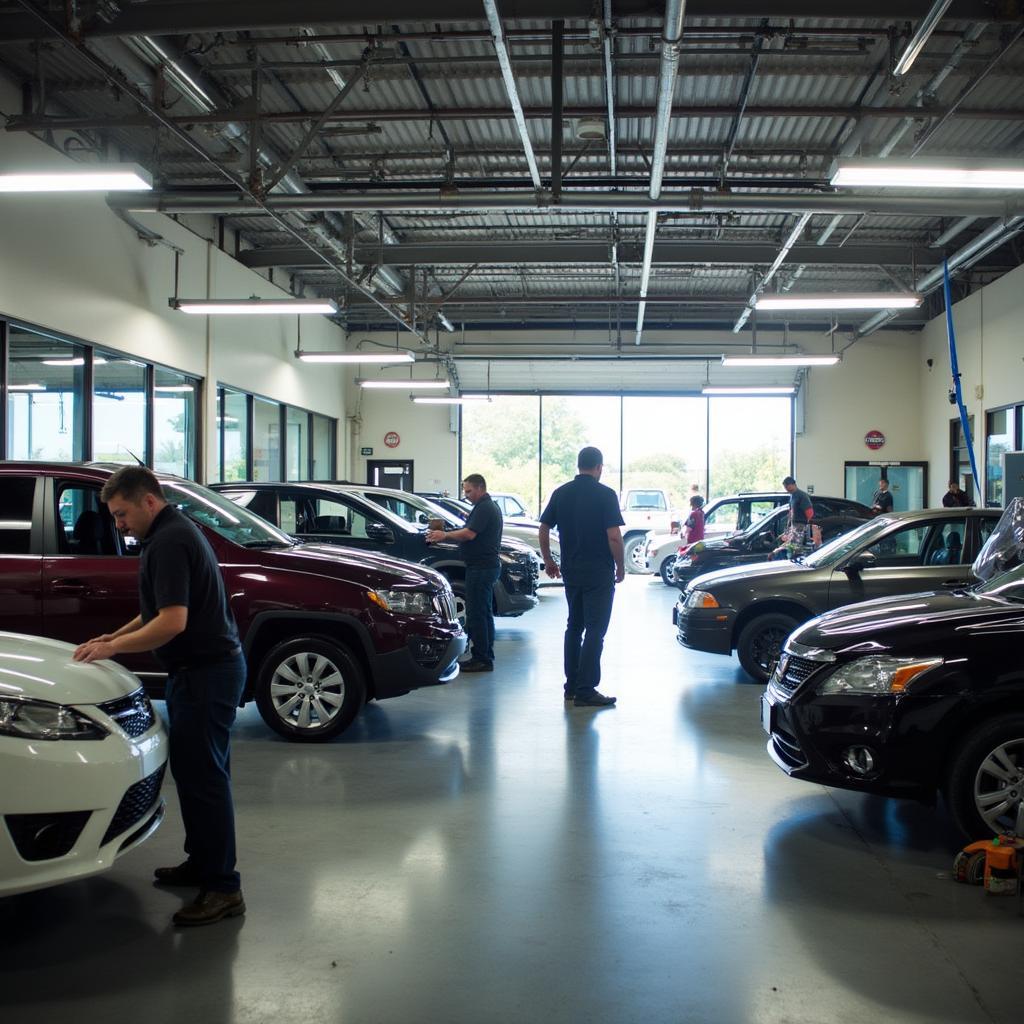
[0,462,466,742]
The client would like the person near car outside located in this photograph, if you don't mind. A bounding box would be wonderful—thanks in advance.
[872,477,895,514]
[73,466,247,927]
[538,446,625,709]
[683,494,705,544]
[426,474,503,672]
[943,479,973,507]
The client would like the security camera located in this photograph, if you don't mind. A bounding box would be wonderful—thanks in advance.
[948,389,957,405]
[926,358,934,369]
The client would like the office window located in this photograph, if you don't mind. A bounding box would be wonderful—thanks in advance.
[219,388,250,482]
[312,414,334,480]
[286,406,310,480]
[154,368,199,478]
[93,351,146,465]
[253,398,282,481]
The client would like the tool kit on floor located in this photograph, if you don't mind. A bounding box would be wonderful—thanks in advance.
[952,833,1024,912]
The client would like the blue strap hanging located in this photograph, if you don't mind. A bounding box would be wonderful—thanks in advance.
[942,259,981,503]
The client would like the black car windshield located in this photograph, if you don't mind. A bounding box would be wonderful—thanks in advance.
[738,506,786,540]
[800,516,896,569]
[163,481,294,548]
[975,562,1024,602]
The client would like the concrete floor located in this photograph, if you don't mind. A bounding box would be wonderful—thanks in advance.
[2,575,1022,1024]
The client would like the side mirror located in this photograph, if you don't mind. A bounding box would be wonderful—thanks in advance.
[415,511,430,526]
[365,523,395,544]
[843,550,877,575]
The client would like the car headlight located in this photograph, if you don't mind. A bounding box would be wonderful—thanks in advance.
[685,589,720,609]
[0,697,109,741]
[817,656,943,695]
[368,589,433,616]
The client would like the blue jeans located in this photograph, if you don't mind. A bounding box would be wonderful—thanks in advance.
[563,582,615,697]
[465,565,500,666]
[165,650,247,893]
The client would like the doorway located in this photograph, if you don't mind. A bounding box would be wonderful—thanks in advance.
[367,459,414,491]
[844,461,928,511]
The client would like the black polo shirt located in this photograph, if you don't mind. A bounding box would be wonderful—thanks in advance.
[139,504,240,671]
[540,474,624,585]
[460,494,503,569]
[872,488,894,513]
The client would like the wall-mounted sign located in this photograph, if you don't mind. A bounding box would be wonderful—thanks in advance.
[864,430,886,451]
[360,447,373,456]
[384,431,401,449]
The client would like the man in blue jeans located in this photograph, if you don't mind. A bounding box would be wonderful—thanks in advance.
[538,447,625,708]
[74,466,247,927]
[426,473,503,672]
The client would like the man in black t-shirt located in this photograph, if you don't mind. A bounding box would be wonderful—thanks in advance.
[426,473,503,672]
[539,447,625,709]
[74,467,247,927]
[782,475,815,544]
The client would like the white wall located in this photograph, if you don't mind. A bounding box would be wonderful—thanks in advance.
[0,84,348,480]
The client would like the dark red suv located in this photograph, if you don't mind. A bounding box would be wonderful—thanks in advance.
[0,462,466,742]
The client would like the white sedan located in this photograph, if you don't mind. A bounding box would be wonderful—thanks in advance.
[0,632,168,898]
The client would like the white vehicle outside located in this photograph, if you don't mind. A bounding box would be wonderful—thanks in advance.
[0,632,168,898]
[621,489,681,573]
[490,492,535,520]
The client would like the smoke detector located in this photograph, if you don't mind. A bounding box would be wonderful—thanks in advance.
[575,118,606,141]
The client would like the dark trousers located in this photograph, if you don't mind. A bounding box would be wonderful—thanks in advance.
[465,565,501,665]
[563,581,615,697]
[165,651,247,893]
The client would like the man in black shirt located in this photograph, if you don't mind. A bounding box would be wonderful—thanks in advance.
[426,473,503,672]
[943,480,973,507]
[74,467,247,927]
[782,475,815,545]
[872,477,894,514]
[539,447,625,709]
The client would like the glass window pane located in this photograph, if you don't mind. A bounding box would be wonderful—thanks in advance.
[461,396,541,514]
[540,396,621,510]
[7,327,86,461]
[154,369,199,478]
[708,397,791,498]
[285,407,309,480]
[312,415,334,480]
[252,398,281,481]
[0,477,35,554]
[986,408,1014,507]
[220,389,249,482]
[93,351,146,465]
[866,523,932,566]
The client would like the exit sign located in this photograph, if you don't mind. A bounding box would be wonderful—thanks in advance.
[360,447,373,456]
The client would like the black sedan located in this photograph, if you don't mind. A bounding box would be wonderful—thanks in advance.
[675,507,1000,681]
[761,562,1024,838]
[671,499,872,589]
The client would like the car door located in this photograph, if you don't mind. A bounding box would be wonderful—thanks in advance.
[39,477,156,674]
[0,474,44,636]
[827,515,973,609]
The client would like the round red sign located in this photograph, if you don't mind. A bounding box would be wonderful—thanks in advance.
[384,431,401,449]
[864,430,886,451]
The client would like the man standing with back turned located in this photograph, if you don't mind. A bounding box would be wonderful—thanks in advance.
[74,466,247,926]
[539,447,625,709]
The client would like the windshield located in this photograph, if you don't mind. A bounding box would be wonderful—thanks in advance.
[163,481,294,547]
[738,506,786,540]
[975,561,1024,601]
[800,515,895,569]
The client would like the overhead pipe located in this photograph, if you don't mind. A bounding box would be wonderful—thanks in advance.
[602,0,621,310]
[892,0,954,76]
[929,216,978,248]
[733,212,812,332]
[635,0,687,346]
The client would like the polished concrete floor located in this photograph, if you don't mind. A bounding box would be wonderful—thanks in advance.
[2,575,1022,1024]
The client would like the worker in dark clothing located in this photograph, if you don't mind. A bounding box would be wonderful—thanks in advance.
[538,446,625,709]
[782,475,815,547]
[872,477,895,514]
[943,480,973,507]
[426,474,503,672]
[74,466,247,927]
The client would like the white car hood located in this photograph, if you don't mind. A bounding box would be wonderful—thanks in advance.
[0,632,143,707]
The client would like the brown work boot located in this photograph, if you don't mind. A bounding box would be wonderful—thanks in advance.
[153,861,202,887]
[172,889,246,927]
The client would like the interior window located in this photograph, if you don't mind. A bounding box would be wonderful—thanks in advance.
[0,477,36,555]
[314,497,373,539]
[925,519,968,566]
[56,484,118,556]
[865,522,941,567]
[749,501,777,523]
[705,501,739,533]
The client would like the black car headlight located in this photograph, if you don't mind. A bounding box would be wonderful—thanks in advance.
[817,656,943,695]
[368,589,433,616]
[0,697,109,741]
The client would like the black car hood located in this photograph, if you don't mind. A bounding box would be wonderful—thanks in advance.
[689,557,812,590]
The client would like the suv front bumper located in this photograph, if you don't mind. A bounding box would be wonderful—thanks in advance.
[372,630,467,700]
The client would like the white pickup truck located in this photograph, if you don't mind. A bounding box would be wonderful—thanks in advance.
[620,489,679,573]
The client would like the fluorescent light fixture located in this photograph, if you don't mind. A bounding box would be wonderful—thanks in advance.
[172,298,338,315]
[754,293,921,311]
[0,164,153,192]
[296,350,415,364]
[8,383,45,391]
[412,396,492,405]
[830,158,1024,191]
[702,386,797,396]
[359,379,451,390]
[722,355,840,367]
[155,385,195,393]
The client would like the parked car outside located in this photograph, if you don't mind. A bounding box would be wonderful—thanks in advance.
[671,498,873,588]
[0,631,168,897]
[621,488,679,573]
[761,560,1024,838]
[490,492,534,520]
[212,481,538,621]
[0,462,466,743]
[674,507,1000,682]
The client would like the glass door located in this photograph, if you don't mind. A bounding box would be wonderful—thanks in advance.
[844,462,928,511]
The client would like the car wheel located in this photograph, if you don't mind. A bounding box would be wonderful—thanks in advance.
[624,536,647,574]
[736,613,799,682]
[659,556,676,586]
[255,637,365,742]
[449,581,468,629]
[946,715,1024,838]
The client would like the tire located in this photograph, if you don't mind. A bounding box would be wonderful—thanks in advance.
[946,714,1024,838]
[449,580,468,628]
[255,636,366,742]
[624,535,647,574]
[659,556,676,586]
[736,612,799,682]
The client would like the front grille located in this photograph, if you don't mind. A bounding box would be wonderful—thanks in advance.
[5,810,92,861]
[97,688,156,738]
[101,764,166,847]
[772,654,824,698]
[433,590,458,623]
